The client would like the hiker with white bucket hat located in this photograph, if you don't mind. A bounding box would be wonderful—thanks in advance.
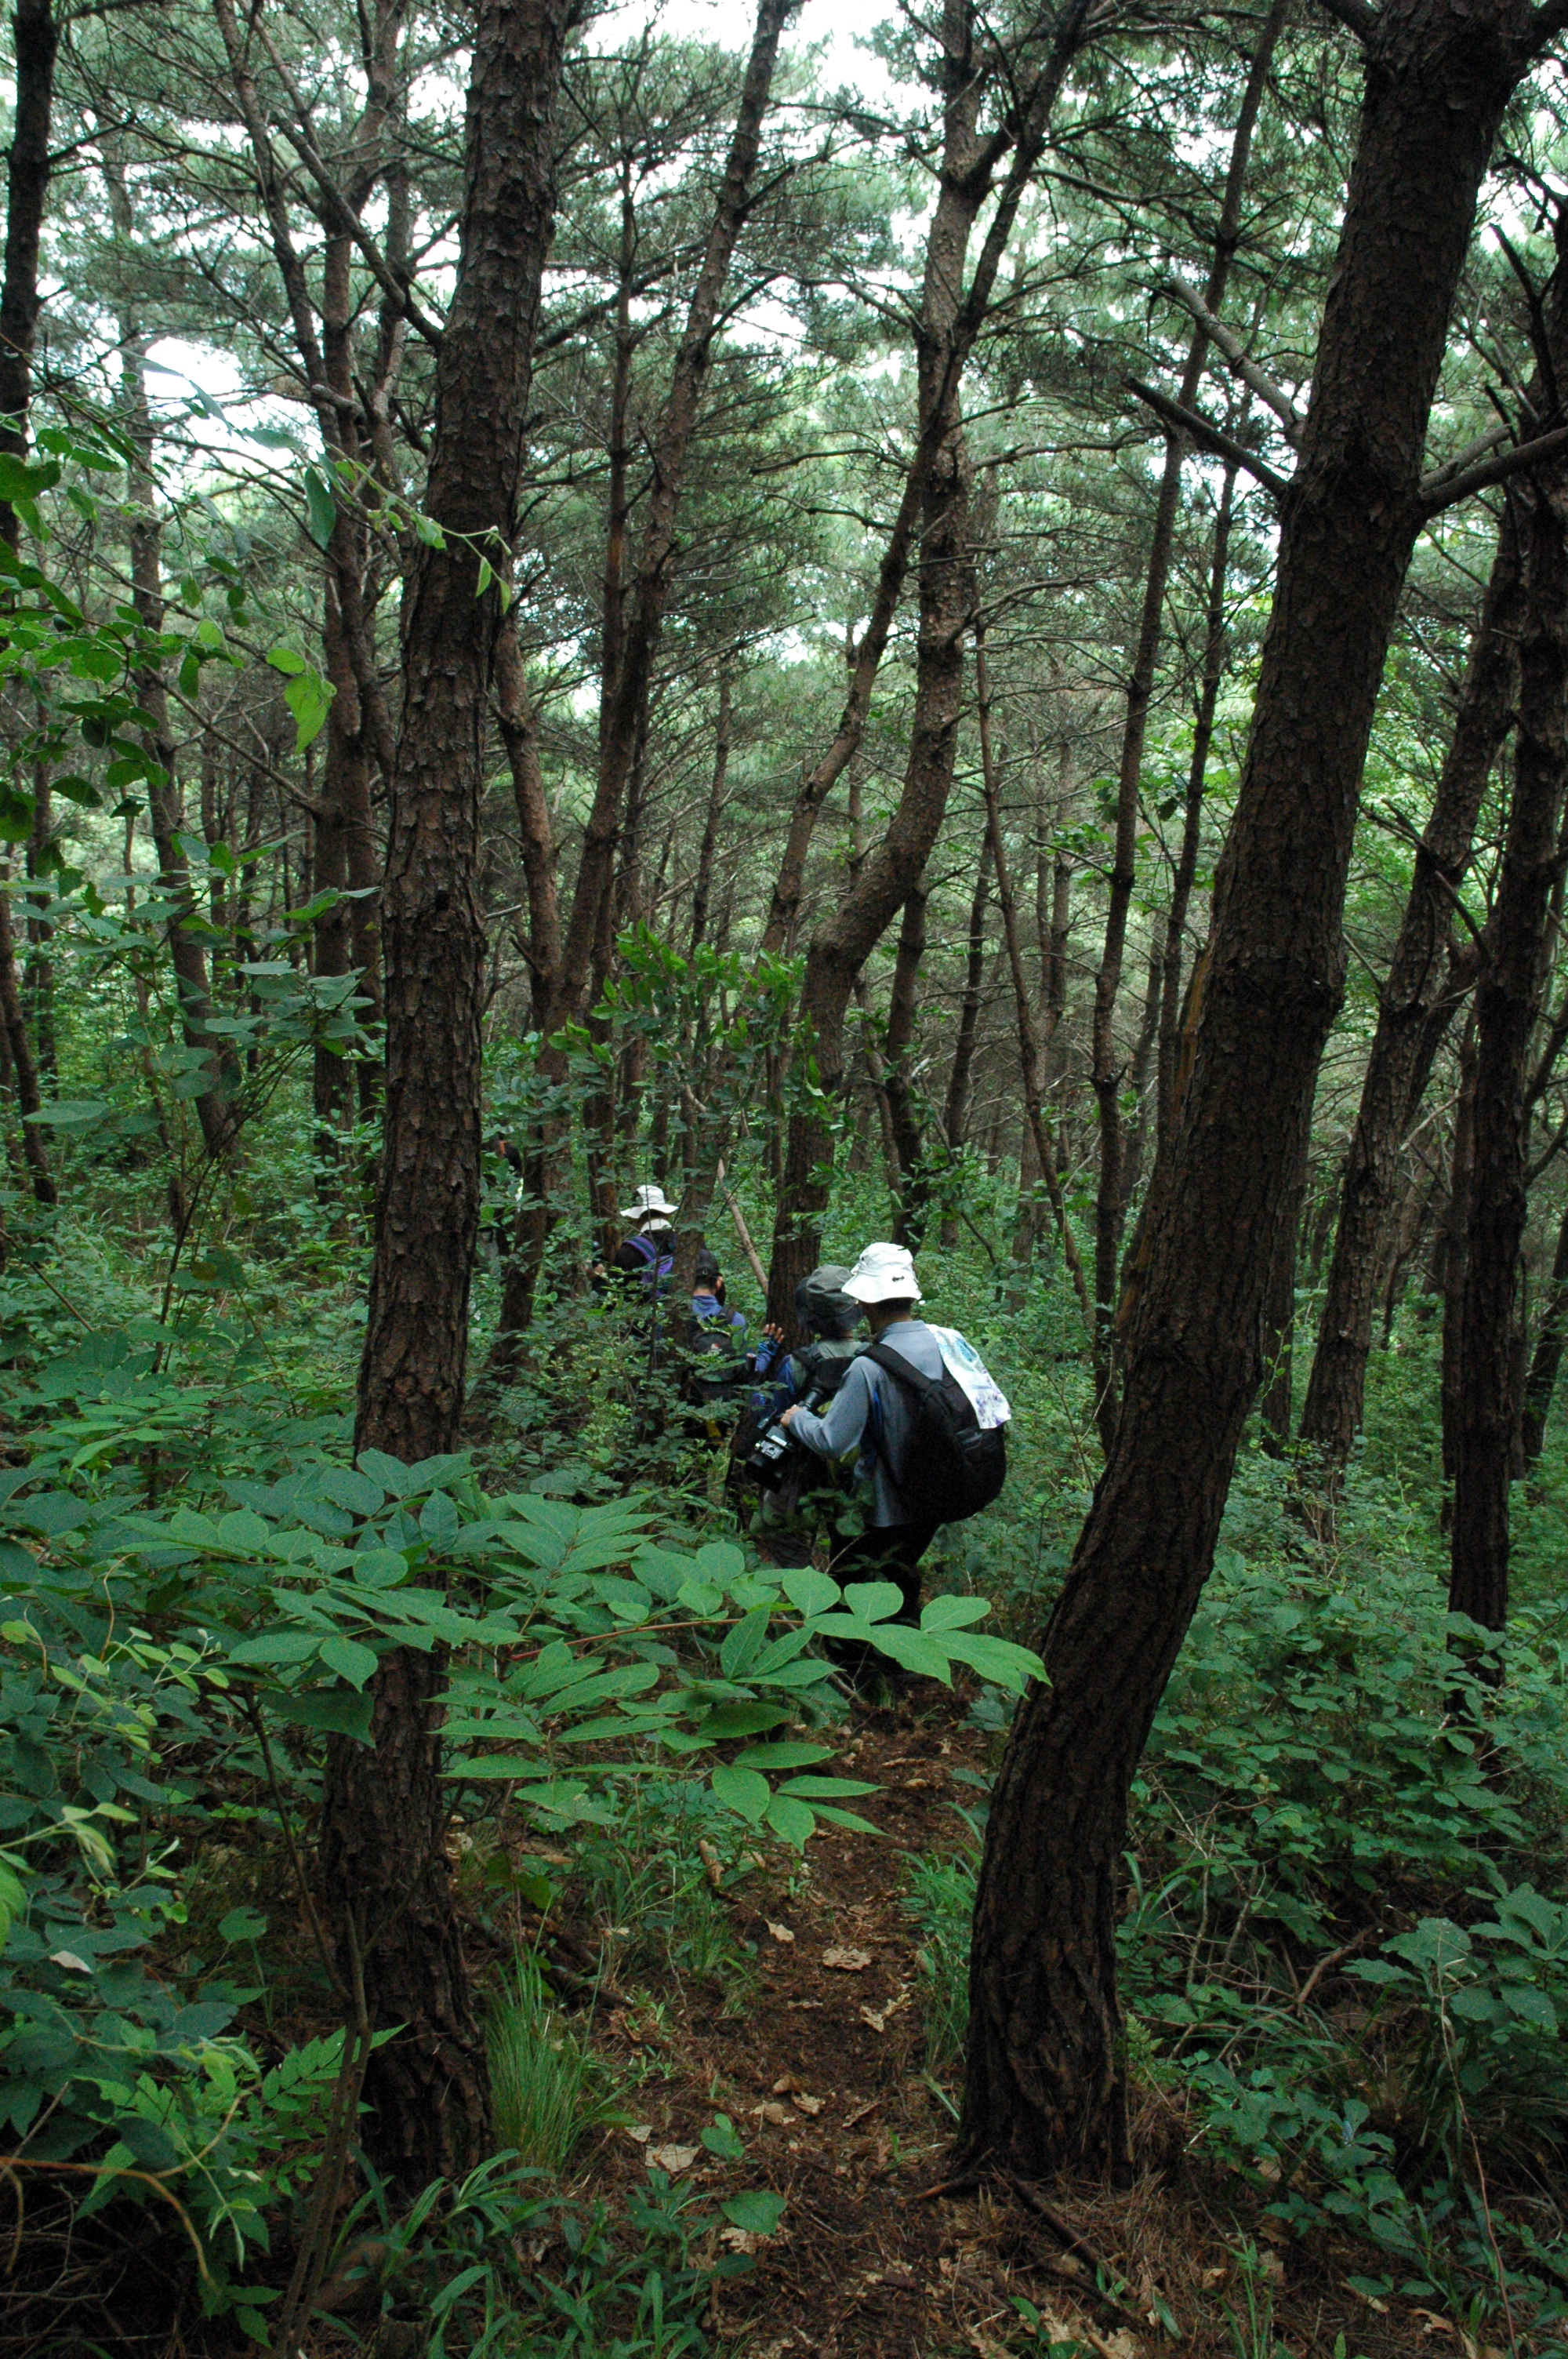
[781,1241,1009,1674]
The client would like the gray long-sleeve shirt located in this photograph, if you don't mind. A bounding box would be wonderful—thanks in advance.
[787,1317,945,1527]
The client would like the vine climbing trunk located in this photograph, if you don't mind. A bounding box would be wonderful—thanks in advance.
[316,0,575,2187]
[961,0,1549,2179]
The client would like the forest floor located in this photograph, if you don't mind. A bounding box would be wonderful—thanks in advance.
[494,1692,1457,2359]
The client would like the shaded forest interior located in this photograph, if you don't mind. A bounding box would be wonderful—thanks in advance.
[2,0,1568,2350]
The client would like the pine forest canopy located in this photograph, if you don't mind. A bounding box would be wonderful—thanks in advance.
[1,0,1568,2337]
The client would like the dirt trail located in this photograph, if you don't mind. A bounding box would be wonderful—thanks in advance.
[582,1692,1437,2359]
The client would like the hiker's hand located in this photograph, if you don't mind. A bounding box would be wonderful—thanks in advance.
[762,1321,784,1344]
[779,1403,800,1428]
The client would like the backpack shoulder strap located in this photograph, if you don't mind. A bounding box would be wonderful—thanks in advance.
[862,1340,942,1405]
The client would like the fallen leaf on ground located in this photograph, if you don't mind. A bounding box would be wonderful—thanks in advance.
[624,2124,652,2144]
[766,1921,796,1943]
[756,2101,793,2126]
[648,2143,699,2175]
[791,2092,824,2116]
[720,2226,758,2253]
[859,1986,909,2034]
[771,2074,797,2094]
[843,2099,880,2128]
[822,1945,873,1972]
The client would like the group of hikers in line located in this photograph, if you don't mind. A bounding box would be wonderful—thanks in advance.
[596,1179,1013,1654]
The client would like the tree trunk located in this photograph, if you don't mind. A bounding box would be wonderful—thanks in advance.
[978,632,1095,1335]
[0,0,56,545]
[1156,462,1236,1147]
[961,0,1544,2181]
[1521,1195,1568,1464]
[1440,1017,1479,1505]
[0,876,53,1205]
[104,158,237,1165]
[1090,4,1283,1440]
[943,832,993,1152]
[883,878,931,1246]
[1449,460,1568,1642]
[318,0,574,2189]
[1260,1146,1305,1455]
[688,667,731,956]
[1299,501,1524,1468]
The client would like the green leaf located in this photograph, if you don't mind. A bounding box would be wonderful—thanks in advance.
[723,2190,786,2235]
[919,1594,990,1631]
[841,1582,902,1623]
[0,453,60,503]
[777,1776,877,1799]
[782,1568,838,1617]
[266,644,307,677]
[218,1906,268,1945]
[764,1794,817,1848]
[732,1742,833,1772]
[319,1635,379,1688]
[282,667,334,752]
[720,1603,771,1681]
[0,1861,25,1949]
[351,1547,408,1591]
[702,2114,745,2161]
[710,1765,770,1823]
[303,463,336,550]
[321,1465,385,1518]
[24,1099,110,1127]
[420,1490,461,1549]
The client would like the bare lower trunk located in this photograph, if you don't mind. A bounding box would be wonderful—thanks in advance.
[0,879,53,1205]
[883,879,931,1246]
[962,0,1539,2177]
[0,0,56,544]
[1449,459,1568,1642]
[1521,1197,1568,1464]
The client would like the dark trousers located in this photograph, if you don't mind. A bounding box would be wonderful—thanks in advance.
[825,1521,938,1682]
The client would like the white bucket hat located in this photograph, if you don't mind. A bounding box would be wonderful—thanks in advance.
[620,1183,676,1222]
[840,1241,923,1304]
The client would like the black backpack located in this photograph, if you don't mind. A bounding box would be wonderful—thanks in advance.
[863,1340,1007,1525]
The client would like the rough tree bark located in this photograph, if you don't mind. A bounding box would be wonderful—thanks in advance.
[1449,460,1568,1641]
[961,0,1554,2180]
[0,0,56,535]
[1299,503,1524,1467]
[883,878,931,1244]
[1156,461,1236,1147]
[1089,4,1283,1442]
[316,0,575,2186]
[1521,1196,1568,1463]
[943,832,993,1153]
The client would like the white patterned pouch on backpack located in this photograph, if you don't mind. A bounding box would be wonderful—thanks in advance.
[926,1325,1011,1430]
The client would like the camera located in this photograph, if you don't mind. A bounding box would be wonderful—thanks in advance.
[744,1419,798,1491]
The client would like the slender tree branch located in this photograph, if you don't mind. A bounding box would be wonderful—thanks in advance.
[1161,277,1304,444]
[1124,376,1292,497]
[1312,0,1377,38]
[1421,420,1568,514]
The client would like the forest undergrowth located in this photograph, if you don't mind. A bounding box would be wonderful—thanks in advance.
[2,1138,1566,2359]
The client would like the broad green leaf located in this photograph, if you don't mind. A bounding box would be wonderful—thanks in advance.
[781,1568,837,1617]
[419,1490,461,1549]
[0,1861,25,1949]
[283,667,334,752]
[732,1742,833,1772]
[319,1634,379,1688]
[723,2190,786,2235]
[321,1466,385,1518]
[777,1776,877,1799]
[303,463,336,550]
[351,1547,408,1591]
[919,1594,990,1630]
[710,1765,770,1823]
[720,1603,771,1681]
[842,1582,902,1623]
[764,1794,816,1848]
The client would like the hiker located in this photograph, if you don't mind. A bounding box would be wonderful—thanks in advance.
[739,1264,867,1565]
[684,1248,750,1434]
[609,1183,676,1285]
[483,1132,524,1264]
[780,1241,1009,1635]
